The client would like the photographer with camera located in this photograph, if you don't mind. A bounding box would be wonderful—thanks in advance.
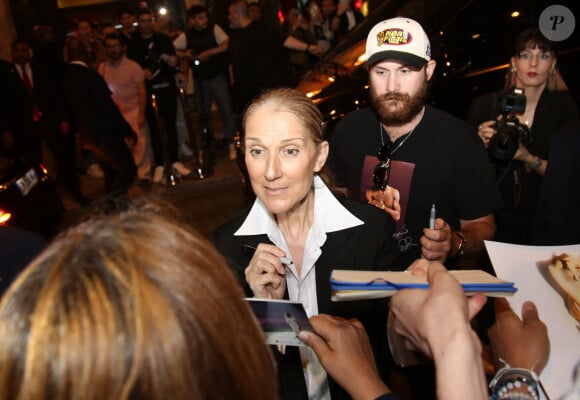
[467,28,578,244]
[127,8,192,184]
[173,5,237,160]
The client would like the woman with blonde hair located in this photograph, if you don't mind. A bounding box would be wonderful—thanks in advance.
[467,27,578,244]
[213,88,399,399]
[0,212,277,400]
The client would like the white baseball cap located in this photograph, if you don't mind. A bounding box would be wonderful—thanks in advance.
[365,17,431,68]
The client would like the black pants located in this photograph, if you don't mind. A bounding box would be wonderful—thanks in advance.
[39,120,83,198]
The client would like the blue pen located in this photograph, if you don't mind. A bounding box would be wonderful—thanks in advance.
[429,204,436,229]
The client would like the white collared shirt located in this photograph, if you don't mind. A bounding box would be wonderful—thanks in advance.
[70,60,90,68]
[15,63,33,88]
[235,176,363,399]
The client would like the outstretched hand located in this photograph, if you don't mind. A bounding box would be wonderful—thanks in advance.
[488,298,549,375]
[391,260,489,400]
[299,314,391,400]
[391,261,487,358]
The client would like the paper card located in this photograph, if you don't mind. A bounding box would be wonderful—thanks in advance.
[245,298,313,347]
[485,241,580,399]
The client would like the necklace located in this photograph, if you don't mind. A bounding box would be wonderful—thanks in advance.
[521,109,535,127]
[379,123,415,156]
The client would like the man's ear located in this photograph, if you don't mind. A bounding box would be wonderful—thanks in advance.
[425,59,436,81]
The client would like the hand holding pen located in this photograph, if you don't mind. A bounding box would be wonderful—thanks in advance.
[429,204,436,230]
[243,243,292,300]
[420,204,453,263]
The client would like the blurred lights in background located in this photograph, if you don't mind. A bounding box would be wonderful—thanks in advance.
[306,90,321,98]
[511,10,520,18]
[0,210,11,224]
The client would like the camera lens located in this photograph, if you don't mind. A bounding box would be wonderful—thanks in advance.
[489,125,519,161]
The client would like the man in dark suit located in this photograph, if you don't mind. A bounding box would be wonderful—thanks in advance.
[62,38,136,197]
[0,39,86,204]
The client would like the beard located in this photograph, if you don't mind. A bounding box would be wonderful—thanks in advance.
[370,79,429,125]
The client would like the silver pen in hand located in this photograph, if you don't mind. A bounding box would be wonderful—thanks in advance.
[242,245,294,266]
[429,204,436,229]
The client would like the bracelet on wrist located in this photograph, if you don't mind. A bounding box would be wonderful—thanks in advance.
[453,231,466,257]
[525,156,542,171]
[489,366,541,400]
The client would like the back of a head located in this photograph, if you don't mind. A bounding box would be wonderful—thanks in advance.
[137,7,154,21]
[0,213,277,400]
[64,37,92,64]
[232,0,249,18]
[118,8,135,20]
[187,4,207,19]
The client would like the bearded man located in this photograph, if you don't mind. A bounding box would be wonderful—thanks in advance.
[327,17,501,268]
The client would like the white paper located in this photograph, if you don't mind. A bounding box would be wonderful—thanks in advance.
[485,241,580,399]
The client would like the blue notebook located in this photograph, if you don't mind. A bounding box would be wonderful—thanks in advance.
[330,269,517,301]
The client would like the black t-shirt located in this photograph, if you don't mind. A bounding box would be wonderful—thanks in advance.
[126,32,177,90]
[185,25,228,79]
[227,21,283,92]
[328,106,501,266]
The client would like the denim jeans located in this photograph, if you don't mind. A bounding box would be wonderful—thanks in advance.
[196,74,236,144]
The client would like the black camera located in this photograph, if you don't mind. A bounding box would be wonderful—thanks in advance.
[488,88,532,161]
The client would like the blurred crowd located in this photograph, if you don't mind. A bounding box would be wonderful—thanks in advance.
[0,0,365,208]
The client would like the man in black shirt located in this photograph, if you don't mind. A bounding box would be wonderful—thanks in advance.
[174,5,236,159]
[127,8,191,183]
[227,0,323,116]
[328,17,501,268]
[118,8,136,46]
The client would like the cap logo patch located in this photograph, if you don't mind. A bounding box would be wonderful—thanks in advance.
[376,28,412,46]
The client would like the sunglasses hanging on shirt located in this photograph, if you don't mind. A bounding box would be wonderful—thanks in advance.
[372,123,415,191]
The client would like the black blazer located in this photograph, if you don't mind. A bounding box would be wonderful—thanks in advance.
[0,62,63,136]
[62,63,135,147]
[213,196,401,400]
